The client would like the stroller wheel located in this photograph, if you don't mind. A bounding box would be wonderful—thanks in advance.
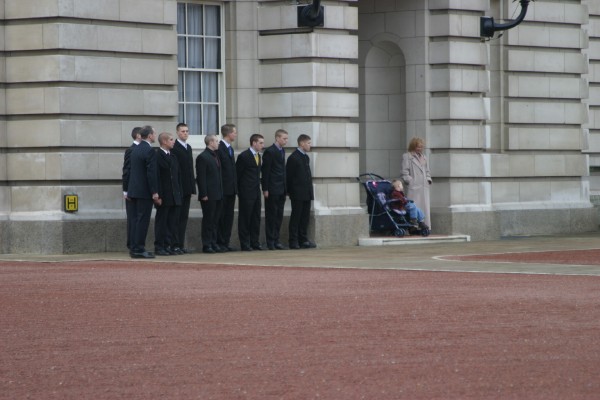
[421,228,430,237]
[394,228,405,237]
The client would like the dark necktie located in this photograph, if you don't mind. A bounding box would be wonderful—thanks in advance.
[229,146,233,158]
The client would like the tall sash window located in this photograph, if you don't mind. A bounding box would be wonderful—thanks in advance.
[177,3,223,136]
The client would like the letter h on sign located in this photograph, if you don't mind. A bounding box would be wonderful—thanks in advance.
[64,194,78,213]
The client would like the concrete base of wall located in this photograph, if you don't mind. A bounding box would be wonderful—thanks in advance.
[0,212,370,254]
[432,207,599,241]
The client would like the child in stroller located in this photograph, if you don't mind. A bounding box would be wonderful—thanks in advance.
[388,179,429,231]
[357,173,430,237]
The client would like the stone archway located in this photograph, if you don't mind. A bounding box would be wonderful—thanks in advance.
[359,40,406,180]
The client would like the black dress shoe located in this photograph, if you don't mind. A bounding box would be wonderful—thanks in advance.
[155,249,171,256]
[266,243,275,250]
[300,241,317,249]
[274,242,286,250]
[214,245,226,253]
[131,251,155,259]
[252,244,264,251]
[241,245,253,251]
[289,243,300,250]
[178,248,190,254]
[203,247,216,254]
[226,245,236,252]
[171,247,184,255]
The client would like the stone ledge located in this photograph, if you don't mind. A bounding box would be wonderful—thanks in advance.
[359,235,471,247]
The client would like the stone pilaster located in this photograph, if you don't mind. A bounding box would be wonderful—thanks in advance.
[255,1,367,245]
[585,0,600,194]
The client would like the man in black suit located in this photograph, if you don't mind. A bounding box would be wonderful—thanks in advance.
[196,134,223,253]
[128,125,160,258]
[171,122,196,253]
[262,129,288,250]
[286,134,316,249]
[236,133,265,251]
[122,126,142,251]
[216,123,237,251]
[154,132,183,256]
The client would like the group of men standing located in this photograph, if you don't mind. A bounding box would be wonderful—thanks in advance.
[122,123,316,258]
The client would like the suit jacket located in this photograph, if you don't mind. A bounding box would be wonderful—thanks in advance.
[195,148,223,201]
[217,140,237,196]
[286,149,313,201]
[156,149,183,206]
[236,149,261,200]
[121,142,137,192]
[261,144,286,196]
[127,140,158,199]
[171,140,197,196]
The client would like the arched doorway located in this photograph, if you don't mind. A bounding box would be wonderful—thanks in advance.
[359,41,406,180]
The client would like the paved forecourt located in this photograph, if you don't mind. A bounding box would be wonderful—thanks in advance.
[2,233,600,275]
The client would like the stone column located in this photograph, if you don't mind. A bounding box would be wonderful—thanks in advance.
[254,1,367,246]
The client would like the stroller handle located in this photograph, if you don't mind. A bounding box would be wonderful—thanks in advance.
[356,172,385,182]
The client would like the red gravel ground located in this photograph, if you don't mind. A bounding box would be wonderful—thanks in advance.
[442,248,600,266]
[1,260,600,399]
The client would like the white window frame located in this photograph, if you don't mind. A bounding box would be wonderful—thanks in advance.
[177,1,226,149]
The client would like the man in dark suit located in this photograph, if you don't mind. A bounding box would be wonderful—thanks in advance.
[236,133,265,251]
[261,129,288,250]
[128,125,160,258]
[122,126,142,251]
[286,134,316,249]
[216,123,238,251]
[154,132,183,256]
[171,122,196,253]
[196,134,223,253]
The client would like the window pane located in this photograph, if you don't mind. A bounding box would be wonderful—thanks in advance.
[187,4,203,36]
[184,71,201,102]
[205,6,220,36]
[178,72,184,101]
[202,72,218,102]
[186,104,201,135]
[205,38,220,69]
[177,3,186,34]
[188,37,203,68]
[203,105,219,135]
[177,37,186,68]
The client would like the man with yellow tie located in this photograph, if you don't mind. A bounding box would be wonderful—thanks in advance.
[236,133,265,251]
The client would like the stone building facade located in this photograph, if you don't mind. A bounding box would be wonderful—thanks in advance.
[0,0,598,254]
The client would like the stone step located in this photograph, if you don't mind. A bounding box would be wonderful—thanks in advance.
[358,235,471,247]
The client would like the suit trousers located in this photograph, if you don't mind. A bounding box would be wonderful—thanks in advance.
[200,199,222,249]
[217,194,236,247]
[238,196,261,248]
[289,199,311,245]
[125,198,136,250]
[264,194,285,245]
[154,204,180,250]
[176,194,192,248]
[131,197,154,253]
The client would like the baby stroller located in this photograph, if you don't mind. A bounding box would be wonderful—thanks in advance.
[357,173,430,237]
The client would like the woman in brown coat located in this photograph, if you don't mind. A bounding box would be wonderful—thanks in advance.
[401,137,432,228]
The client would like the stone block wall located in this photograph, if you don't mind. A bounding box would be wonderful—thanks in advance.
[586,0,600,198]
[0,0,179,253]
